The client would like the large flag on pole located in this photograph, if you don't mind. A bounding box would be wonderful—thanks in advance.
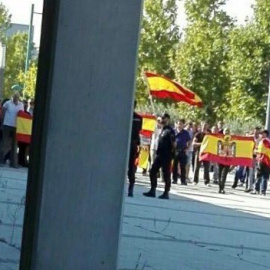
[144,72,203,107]
[200,134,255,167]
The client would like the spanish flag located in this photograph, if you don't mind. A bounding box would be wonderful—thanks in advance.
[138,147,150,169]
[200,134,255,167]
[16,111,33,144]
[257,138,270,167]
[144,72,203,107]
[140,114,156,138]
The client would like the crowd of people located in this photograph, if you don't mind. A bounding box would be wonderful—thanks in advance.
[0,93,34,168]
[0,95,268,200]
[128,107,270,199]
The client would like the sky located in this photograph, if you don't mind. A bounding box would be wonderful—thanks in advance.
[1,0,255,46]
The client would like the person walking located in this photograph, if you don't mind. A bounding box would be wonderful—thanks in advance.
[252,130,270,195]
[245,127,261,193]
[172,119,191,185]
[127,101,142,197]
[143,113,176,200]
[218,128,232,194]
[192,123,210,186]
[0,93,24,168]
[185,122,195,182]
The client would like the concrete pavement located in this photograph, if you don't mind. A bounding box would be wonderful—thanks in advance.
[0,166,270,270]
[119,173,270,270]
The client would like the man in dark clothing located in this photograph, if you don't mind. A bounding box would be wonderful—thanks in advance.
[143,113,176,200]
[128,102,142,197]
[192,123,210,185]
[172,119,191,185]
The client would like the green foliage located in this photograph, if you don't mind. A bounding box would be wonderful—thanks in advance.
[225,118,262,135]
[137,0,270,126]
[0,3,10,43]
[223,24,268,122]
[17,63,37,98]
[3,33,27,98]
[221,0,270,123]
[136,0,180,103]
[172,0,233,122]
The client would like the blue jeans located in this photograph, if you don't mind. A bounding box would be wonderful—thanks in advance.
[233,166,245,187]
[255,164,270,193]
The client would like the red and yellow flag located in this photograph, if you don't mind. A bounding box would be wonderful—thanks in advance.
[144,72,203,107]
[140,114,156,138]
[257,138,270,167]
[200,134,255,167]
[16,111,33,144]
[138,147,150,169]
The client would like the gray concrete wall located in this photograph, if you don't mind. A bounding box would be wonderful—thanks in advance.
[20,0,142,269]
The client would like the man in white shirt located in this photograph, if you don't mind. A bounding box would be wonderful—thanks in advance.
[150,117,162,166]
[0,93,24,167]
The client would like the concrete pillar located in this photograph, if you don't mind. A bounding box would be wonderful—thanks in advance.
[20,0,142,269]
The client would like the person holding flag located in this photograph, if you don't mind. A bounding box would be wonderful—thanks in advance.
[192,123,211,186]
[254,130,270,195]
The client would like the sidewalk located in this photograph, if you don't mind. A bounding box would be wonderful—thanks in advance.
[0,166,27,270]
[1,167,270,270]
[119,174,270,270]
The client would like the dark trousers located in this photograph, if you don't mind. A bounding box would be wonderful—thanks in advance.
[255,165,269,193]
[128,144,138,191]
[0,125,17,166]
[219,164,230,191]
[150,155,172,193]
[18,142,29,167]
[192,151,196,172]
[173,151,187,183]
[193,151,210,184]
[233,166,245,187]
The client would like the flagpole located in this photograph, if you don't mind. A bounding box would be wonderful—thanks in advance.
[143,71,156,114]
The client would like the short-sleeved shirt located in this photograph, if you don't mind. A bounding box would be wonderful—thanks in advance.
[157,125,175,157]
[175,129,191,151]
[194,131,206,152]
[3,100,24,127]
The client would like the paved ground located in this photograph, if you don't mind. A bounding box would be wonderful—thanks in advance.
[1,167,270,270]
[0,167,27,270]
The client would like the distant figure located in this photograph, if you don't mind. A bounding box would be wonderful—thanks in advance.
[218,128,232,194]
[150,116,162,167]
[128,101,142,197]
[17,99,32,167]
[0,93,24,168]
[172,119,191,185]
[253,130,270,195]
[192,123,210,186]
[143,113,176,200]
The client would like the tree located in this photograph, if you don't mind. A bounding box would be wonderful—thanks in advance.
[222,0,270,123]
[3,33,28,98]
[136,0,180,104]
[17,63,38,98]
[0,3,11,42]
[173,0,233,122]
[223,24,268,122]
